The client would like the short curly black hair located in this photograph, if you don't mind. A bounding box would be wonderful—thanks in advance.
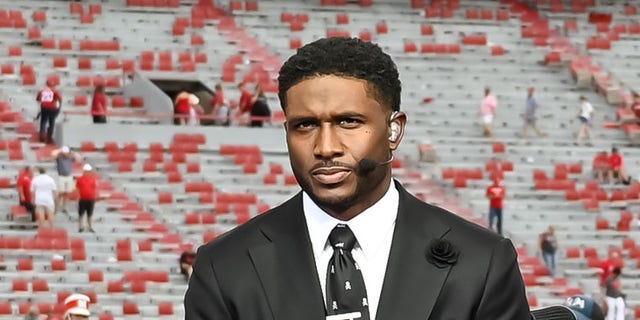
[277,37,401,112]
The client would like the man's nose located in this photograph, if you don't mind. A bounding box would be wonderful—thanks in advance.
[313,124,343,159]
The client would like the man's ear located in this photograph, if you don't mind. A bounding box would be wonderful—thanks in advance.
[388,111,407,151]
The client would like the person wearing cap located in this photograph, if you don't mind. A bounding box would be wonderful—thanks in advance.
[75,164,97,233]
[30,167,57,228]
[531,294,605,320]
[36,79,62,144]
[63,293,91,319]
[51,146,82,214]
[486,178,506,235]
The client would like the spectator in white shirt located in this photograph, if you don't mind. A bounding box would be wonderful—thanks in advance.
[30,167,57,228]
[577,95,594,144]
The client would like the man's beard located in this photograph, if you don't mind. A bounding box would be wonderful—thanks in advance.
[294,165,387,216]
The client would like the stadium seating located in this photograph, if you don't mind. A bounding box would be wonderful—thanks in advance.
[1,0,639,318]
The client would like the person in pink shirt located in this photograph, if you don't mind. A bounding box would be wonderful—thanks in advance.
[91,85,107,123]
[480,87,497,137]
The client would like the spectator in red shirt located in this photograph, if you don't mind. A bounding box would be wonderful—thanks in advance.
[599,251,622,288]
[631,93,640,118]
[592,150,611,183]
[75,164,98,233]
[180,247,197,280]
[608,147,630,184]
[213,83,225,109]
[36,79,62,143]
[486,178,506,235]
[16,166,35,222]
[238,82,257,125]
[91,85,107,123]
[174,90,198,126]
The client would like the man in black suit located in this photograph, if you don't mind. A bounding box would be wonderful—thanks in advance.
[185,37,531,319]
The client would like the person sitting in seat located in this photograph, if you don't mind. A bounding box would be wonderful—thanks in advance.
[592,151,611,183]
[608,147,630,185]
[180,247,197,280]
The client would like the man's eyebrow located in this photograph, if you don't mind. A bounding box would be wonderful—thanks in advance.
[334,112,366,118]
[286,116,318,123]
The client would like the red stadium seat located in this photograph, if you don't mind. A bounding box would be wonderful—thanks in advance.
[523,274,538,286]
[32,278,49,292]
[492,142,505,153]
[9,46,22,57]
[70,3,83,14]
[185,213,200,224]
[186,162,200,173]
[74,95,88,106]
[203,231,218,243]
[17,258,33,271]
[622,237,636,250]
[33,10,46,22]
[246,1,258,11]
[1,64,14,75]
[202,213,216,224]
[76,76,91,87]
[167,172,182,184]
[130,96,144,108]
[131,280,146,293]
[71,245,86,261]
[58,39,72,50]
[89,4,102,15]
[89,269,104,282]
[138,239,153,252]
[596,218,609,230]
[27,27,41,40]
[13,279,28,291]
[108,280,124,293]
[116,239,132,261]
[158,302,174,315]
[99,312,114,320]
[53,57,67,68]
[565,247,580,258]
[51,258,66,271]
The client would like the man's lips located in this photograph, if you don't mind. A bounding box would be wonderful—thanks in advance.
[311,167,352,185]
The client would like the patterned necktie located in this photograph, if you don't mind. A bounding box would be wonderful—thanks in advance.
[326,224,370,319]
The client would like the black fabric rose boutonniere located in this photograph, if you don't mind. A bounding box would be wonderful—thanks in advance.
[426,238,459,269]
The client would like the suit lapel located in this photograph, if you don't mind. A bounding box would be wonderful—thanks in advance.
[248,193,326,320]
[376,184,453,320]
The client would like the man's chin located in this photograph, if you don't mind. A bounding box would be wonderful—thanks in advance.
[307,187,357,213]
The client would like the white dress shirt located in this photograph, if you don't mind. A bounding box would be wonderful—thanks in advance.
[303,180,399,320]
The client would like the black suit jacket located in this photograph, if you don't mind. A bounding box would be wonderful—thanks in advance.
[185,183,531,319]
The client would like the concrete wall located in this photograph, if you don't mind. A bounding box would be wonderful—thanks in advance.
[124,73,174,125]
[58,122,289,153]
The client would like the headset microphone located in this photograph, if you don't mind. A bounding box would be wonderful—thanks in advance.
[357,155,394,175]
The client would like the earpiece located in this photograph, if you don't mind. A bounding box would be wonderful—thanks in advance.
[389,122,400,142]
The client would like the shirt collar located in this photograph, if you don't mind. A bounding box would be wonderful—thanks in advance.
[303,179,399,259]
